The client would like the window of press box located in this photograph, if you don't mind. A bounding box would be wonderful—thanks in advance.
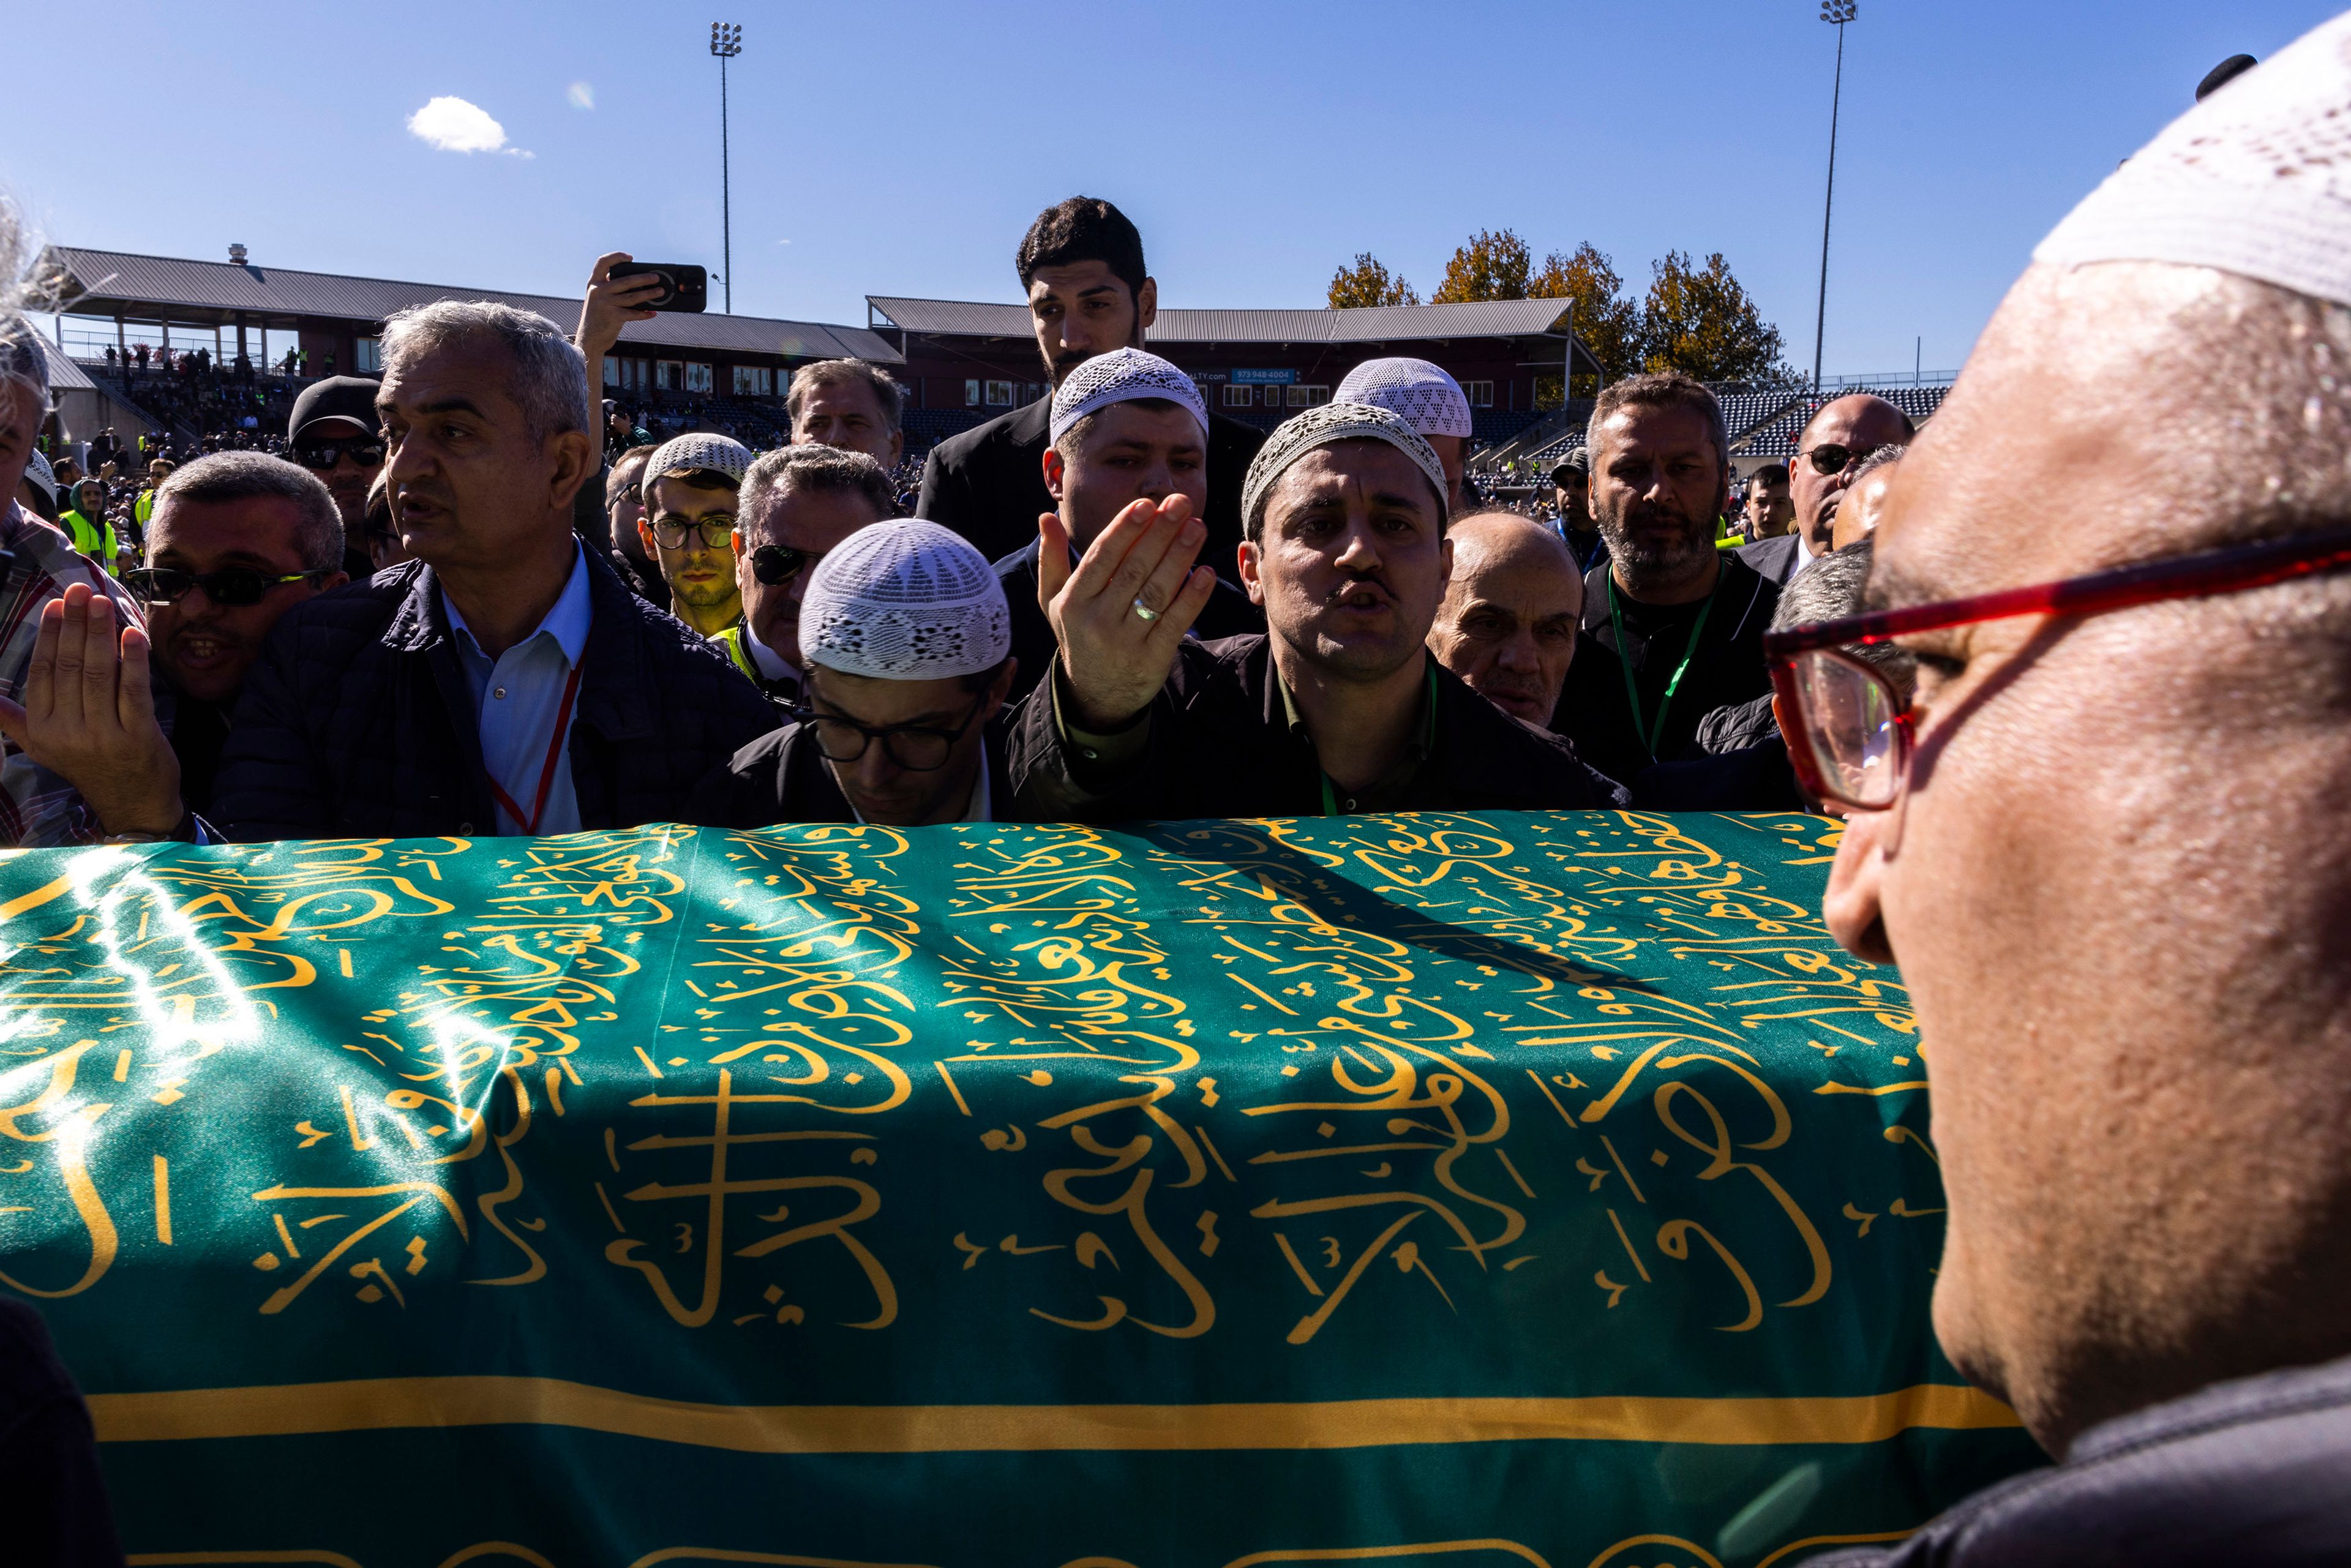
[1286,385,1330,408]
[1463,380,1494,408]
[654,361,683,391]
[986,380,1013,407]
[353,337,382,372]
[965,379,981,407]
[733,366,772,396]
[603,356,621,388]
[1222,384,1253,407]
[684,362,714,394]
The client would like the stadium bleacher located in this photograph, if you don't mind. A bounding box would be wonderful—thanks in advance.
[1736,384,1950,458]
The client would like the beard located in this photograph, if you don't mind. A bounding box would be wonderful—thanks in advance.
[1600,495,1715,591]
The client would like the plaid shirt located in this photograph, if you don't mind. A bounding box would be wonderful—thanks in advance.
[0,503,148,846]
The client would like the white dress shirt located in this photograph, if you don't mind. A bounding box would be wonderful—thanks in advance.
[443,544,593,836]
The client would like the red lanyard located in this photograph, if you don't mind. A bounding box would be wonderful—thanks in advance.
[484,664,585,835]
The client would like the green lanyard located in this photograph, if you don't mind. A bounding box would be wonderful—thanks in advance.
[1319,664,1440,815]
[1607,570,1720,761]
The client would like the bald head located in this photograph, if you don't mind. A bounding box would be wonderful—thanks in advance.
[1789,393,1913,555]
[1826,259,2351,1454]
[1427,511,1584,725]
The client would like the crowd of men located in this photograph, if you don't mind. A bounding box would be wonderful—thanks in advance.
[4,17,2351,1559]
[2,197,1918,852]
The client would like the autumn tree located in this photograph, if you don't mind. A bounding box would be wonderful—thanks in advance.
[1529,242,1641,389]
[1431,228,1532,303]
[1326,253,1420,309]
[1635,250,1790,383]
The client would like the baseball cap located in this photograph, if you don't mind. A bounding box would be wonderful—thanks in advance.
[289,376,383,442]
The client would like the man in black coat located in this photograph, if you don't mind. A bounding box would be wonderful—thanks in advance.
[918,196,1265,572]
[694,521,1016,828]
[1551,373,1781,788]
[994,346,1260,707]
[212,299,776,841]
[1011,402,1622,822]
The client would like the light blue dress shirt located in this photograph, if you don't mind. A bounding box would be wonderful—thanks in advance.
[443,544,593,836]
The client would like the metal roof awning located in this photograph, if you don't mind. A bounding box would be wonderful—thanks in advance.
[43,247,902,364]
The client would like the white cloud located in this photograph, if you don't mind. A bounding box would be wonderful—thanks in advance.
[406,96,531,157]
[566,82,594,110]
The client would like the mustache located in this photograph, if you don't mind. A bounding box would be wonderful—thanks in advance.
[1622,496,1702,531]
[1325,572,1396,606]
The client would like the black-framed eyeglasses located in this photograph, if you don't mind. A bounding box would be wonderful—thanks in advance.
[749,543,814,585]
[1798,441,1891,478]
[291,440,384,470]
[789,694,988,773]
[124,566,332,607]
[650,513,737,550]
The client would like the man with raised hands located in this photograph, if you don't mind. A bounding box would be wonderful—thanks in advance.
[1008,400,1622,821]
[996,345,1261,704]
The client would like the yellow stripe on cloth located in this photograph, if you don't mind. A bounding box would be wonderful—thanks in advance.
[92,1377,2019,1452]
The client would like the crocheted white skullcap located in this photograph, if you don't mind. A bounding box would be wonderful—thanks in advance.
[1240,402,1450,535]
[1333,357,1473,439]
[643,432,752,491]
[2033,15,2351,307]
[800,519,1011,681]
[1048,347,1209,445]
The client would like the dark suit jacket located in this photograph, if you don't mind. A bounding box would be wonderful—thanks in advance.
[1734,530,1808,586]
[214,549,780,842]
[918,396,1268,578]
[991,536,1264,706]
[1010,635,1627,823]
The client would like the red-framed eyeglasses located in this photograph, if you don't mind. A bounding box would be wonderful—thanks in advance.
[1763,525,2351,811]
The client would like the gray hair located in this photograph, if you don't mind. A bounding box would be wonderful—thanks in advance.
[154,452,345,572]
[740,443,899,536]
[785,359,905,433]
[0,192,57,418]
[380,299,591,443]
[1591,372,1730,481]
[1771,540,1914,696]
[1850,444,1905,483]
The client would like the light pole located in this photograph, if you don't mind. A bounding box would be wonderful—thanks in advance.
[1812,0,1856,392]
[711,21,743,314]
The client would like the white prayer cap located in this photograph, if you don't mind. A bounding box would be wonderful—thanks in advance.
[800,519,1011,681]
[1049,347,1209,445]
[19,449,54,508]
[643,432,753,490]
[1240,401,1450,535]
[2034,14,2351,307]
[1334,357,1474,439]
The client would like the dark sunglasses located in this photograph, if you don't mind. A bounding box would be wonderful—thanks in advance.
[750,543,815,585]
[124,566,331,607]
[1799,441,1892,478]
[292,440,385,470]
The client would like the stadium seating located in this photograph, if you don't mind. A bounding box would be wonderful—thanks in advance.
[1735,384,1950,458]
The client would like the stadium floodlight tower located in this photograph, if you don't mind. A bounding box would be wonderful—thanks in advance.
[711,21,743,313]
[1811,0,1857,393]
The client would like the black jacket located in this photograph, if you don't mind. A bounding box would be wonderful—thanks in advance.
[1804,1354,2351,1567]
[1735,530,1808,586]
[688,719,1014,828]
[214,549,779,842]
[0,1297,122,1568]
[917,396,1268,576]
[1553,553,1781,787]
[1009,634,1627,823]
[992,536,1264,706]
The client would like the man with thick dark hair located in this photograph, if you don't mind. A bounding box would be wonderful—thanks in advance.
[1742,461,1794,539]
[917,196,1266,569]
[1551,372,1780,787]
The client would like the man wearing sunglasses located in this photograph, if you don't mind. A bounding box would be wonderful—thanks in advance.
[714,444,895,707]
[0,454,346,835]
[285,375,386,582]
[635,433,752,638]
[1797,23,2351,1564]
[1737,394,1911,588]
[694,520,1014,827]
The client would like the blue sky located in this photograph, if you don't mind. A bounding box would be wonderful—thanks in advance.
[7,0,2340,377]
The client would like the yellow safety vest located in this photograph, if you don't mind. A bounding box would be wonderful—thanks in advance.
[59,509,121,561]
